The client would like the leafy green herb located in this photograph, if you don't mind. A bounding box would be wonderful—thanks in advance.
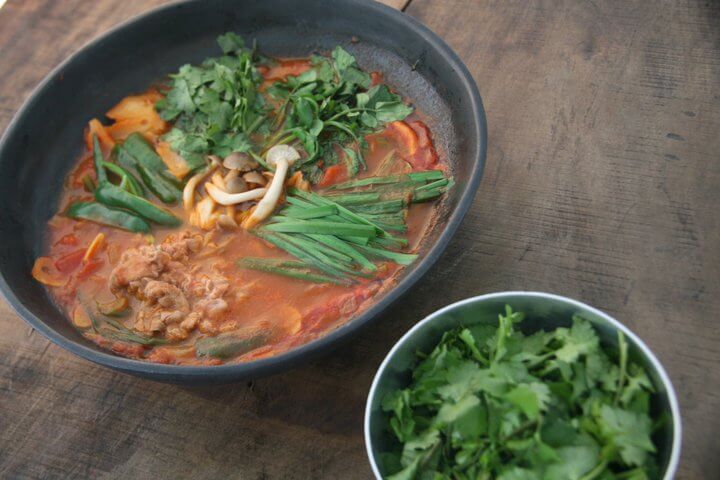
[265,46,412,181]
[380,306,659,479]
[156,33,269,163]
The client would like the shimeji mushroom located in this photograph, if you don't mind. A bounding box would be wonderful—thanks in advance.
[205,182,267,206]
[183,158,221,211]
[243,145,300,228]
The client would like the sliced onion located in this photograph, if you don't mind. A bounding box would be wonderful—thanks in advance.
[31,257,67,287]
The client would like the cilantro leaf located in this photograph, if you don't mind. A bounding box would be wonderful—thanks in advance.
[597,404,656,467]
[155,33,268,169]
[542,445,600,479]
[332,46,357,72]
[217,32,245,54]
[379,307,660,479]
[553,316,600,363]
[268,48,412,182]
[504,382,551,420]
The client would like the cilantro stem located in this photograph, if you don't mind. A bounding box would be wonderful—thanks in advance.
[245,114,266,135]
[577,460,609,480]
[615,330,629,406]
[262,127,295,151]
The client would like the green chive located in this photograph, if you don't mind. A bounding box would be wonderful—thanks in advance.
[264,220,377,238]
[282,204,338,219]
[237,258,343,284]
[253,230,349,281]
[349,199,406,214]
[357,244,418,266]
[325,192,382,205]
[305,234,377,272]
[414,177,449,192]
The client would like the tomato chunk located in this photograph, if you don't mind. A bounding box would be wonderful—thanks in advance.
[56,234,78,246]
[318,164,347,188]
[54,249,86,273]
[385,121,419,156]
[408,121,432,149]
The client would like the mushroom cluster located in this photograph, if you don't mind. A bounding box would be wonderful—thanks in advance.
[184,146,309,231]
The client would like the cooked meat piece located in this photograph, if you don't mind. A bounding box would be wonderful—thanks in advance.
[110,246,170,292]
[109,230,231,341]
[109,231,202,293]
[135,280,192,337]
[162,232,203,261]
[196,298,229,319]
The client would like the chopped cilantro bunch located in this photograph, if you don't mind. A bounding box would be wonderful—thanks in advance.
[380,306,661,480]
[156,32,413,184]
[265,46,413,182]
[156,33,269,167]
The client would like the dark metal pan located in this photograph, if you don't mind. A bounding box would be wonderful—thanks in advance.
[0,0,486,383]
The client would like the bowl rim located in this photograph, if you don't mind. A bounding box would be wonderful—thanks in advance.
[0,0,487,380]
[364,291,682,480]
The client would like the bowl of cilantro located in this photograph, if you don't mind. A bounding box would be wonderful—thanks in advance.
[365,292,681,479]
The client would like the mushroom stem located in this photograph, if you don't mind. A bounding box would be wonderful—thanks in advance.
[205,183,267,206]
[244,145,300,228]
[183,164,218,211]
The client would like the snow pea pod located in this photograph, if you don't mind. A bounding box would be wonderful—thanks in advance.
[94,181,181,227]
[122,133,165,171]
[195,333,267,359]
[134,162,182,203]
[66,201,150,232]
[101,161,145,197]
[92,135,107,183]
[116,138,181,203]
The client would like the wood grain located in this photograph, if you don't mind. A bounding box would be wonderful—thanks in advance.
[0,0,718,479]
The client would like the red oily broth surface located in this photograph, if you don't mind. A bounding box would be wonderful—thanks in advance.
[37,58,448,365]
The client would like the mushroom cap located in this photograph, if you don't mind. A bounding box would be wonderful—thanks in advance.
[266,144,301,167]
[224,173,248,194]
[223,152,257,171]
[243,171,267,186]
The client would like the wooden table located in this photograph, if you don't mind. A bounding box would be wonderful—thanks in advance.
[0,1,717,478]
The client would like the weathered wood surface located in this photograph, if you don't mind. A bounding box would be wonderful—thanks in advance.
[0,0,718,478]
